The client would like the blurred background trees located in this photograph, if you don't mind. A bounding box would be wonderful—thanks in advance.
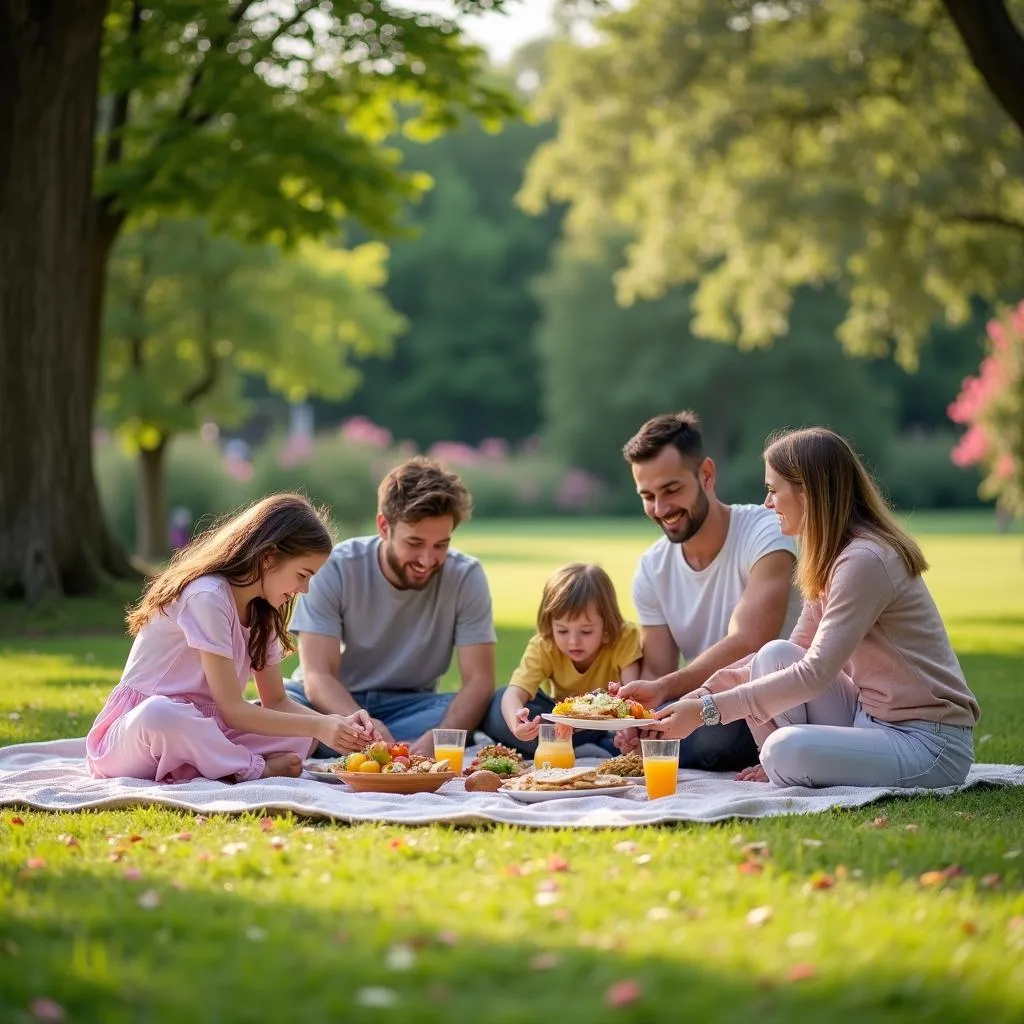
[3,0,1022,593]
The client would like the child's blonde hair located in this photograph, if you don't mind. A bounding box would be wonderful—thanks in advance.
[536,563,625,644]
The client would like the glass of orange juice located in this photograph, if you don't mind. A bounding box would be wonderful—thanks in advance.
[641,739,680,799]
[432,729,467,774]
[534,724,575,770]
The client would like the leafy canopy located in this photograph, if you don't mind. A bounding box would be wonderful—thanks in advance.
[98,1,520,240]
[101,219,405,450]
[521,0,1024,366]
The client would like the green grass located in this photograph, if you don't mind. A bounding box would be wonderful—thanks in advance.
[2,520,1023,1023]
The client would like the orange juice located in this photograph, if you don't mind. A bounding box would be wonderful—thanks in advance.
[533,740,575,770]
[643,757,679,799]
[433,746,464,774]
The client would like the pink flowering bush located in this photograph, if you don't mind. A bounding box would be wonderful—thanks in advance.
[949,302,1024,516]
[339,416,392,449]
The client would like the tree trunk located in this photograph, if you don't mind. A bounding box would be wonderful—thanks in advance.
[942,0,1024,139]
[136,441,169,564]
[0,2,135,602]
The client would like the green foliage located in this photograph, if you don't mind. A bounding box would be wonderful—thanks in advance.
[521,0,1024,364]
[533,233,898,507]
[100,218,404,453]
[329,116,564,445]
[98,2,520,240]
[93,431,605,552]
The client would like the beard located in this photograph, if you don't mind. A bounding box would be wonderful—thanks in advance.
[658,485,710,544]
[383,540,440,590]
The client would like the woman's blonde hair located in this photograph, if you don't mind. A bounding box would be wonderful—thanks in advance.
[763,427,927,599]
[536,563,625,644]
[127,494,333,670]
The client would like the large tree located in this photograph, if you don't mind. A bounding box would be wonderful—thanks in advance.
[522,0,1024,366]
[102,219,403,560]
[0,0,516,602]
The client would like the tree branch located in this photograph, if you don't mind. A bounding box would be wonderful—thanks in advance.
[941,0,1024,138]
[172,0,262,130]
[952,211,1024,235]
[103,0,143,174]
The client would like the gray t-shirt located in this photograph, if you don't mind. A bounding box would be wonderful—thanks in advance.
[289,535,496,694]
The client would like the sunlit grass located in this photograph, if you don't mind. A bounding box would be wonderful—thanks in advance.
[1,518,1022,1022]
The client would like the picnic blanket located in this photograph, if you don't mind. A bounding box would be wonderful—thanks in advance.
[0,739,1021,828]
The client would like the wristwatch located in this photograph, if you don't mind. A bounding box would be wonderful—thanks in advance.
[699,693,721,727]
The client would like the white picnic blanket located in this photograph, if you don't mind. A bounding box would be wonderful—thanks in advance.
[0,739,1020,828]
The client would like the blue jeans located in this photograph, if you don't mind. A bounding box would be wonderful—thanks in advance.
[753,640,975,788]
[284,681,456,758]
[483,686,758,770]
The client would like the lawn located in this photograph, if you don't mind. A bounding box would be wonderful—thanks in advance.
[1,517,1023,1023]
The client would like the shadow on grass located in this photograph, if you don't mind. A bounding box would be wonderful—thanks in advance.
[0,864,1019,1024]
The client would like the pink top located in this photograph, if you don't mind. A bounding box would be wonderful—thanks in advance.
[86,575,282,758]
[708,537,980,729]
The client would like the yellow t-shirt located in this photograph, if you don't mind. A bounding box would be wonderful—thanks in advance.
[509,623,643,701]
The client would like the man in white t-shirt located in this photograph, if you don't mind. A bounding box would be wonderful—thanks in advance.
[614,411,801,771]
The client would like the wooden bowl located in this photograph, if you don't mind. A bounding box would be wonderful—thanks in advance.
[332,770,456,794]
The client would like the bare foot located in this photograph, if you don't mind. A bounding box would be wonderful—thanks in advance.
[262,752,302,778]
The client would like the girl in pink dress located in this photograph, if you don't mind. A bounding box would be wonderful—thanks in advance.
[87,494,377,783]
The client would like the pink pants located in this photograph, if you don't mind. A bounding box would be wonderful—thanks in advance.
[87,695,312,783]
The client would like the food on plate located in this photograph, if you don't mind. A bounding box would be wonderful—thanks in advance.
[502,765,631,792]
[323,743,452,776]
[550,690,654,721]
[464,769,503,793]
[463,743,526,778]
[600,751,644,777]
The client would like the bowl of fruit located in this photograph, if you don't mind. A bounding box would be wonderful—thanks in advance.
[322,741,456,794]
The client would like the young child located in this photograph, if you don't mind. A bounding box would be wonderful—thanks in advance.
[86,494,377,783]
[483,563,643,757]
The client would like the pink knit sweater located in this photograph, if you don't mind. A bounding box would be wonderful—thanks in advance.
[709,537,979,729]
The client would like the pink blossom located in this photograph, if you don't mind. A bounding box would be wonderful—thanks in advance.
[556,469,603,510]
[479,437,510,461]
[223,456,253,482]
[994,453,1017,480]
[340,416,392,449]
[278,433,313,469]
[951,426,989,467]
[427,441,482,467]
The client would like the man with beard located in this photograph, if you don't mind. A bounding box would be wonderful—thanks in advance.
[613,411,801,771]
[284,457,496,758]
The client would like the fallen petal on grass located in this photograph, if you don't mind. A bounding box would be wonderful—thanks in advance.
[981,873,1002,889]
[354,987,398,1008]
[29,997,65,1022]
[786,963,817,982]
[259,818,275,832]
[866,816,888,829]
[25,858,46,870]
[605,980,642,1008]
[746,906,773,928]
[385,944,416,971]
[530,952,562,971]
[9,816,25,826]
[137,890,162,909]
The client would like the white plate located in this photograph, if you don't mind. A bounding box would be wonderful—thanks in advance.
[502,784,637,803]
[541,713,654,732]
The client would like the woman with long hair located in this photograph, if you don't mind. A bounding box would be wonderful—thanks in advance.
[647,428,979,788]
[87,494,376,783]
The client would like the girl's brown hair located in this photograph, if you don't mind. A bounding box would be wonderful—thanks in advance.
[763,427,927,600]
[536,563,625,644]
[127,494,333,670]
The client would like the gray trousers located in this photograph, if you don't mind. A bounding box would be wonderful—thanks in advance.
[749,641,974,789]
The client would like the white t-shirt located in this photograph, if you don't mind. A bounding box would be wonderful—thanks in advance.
[632,504,801,663]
